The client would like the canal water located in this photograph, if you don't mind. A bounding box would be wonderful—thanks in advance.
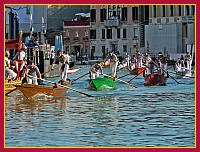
[5,65,195,147]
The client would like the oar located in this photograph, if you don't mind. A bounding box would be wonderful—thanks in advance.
[127,69,144,83]
[5,88,18,95]
[151,60,181,84]
[118,73,130,79]
[71,72,89,82]
[41,65,58,76]
[162,69,181,84]
[42,78,93,97]
[27,75,93,97]
[101,73,138,88]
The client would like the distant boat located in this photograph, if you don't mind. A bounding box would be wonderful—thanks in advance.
[89,77,116,91]
[15,83,69,98]
[175,67,192,79]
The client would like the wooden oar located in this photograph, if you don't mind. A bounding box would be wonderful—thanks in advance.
[151,60,181,84]
[118,73,130,79]
[71,72,89,82]
[41,78,93,97]
[41,69,52,76]
[127,69,144,83]
[162,69,181,84]
[41,65,58,76]
[101,73,138,88]
[5,88,18,95]
[27,75,93,97]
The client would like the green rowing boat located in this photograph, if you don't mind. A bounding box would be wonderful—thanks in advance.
[89,77,117,91]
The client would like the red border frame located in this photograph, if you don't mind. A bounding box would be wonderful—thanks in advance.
[1,1,199,152]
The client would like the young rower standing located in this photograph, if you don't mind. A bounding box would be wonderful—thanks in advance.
[104,52,118,78]
[51,50,70,84]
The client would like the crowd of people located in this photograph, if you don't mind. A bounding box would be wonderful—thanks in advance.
[6,38,193,85]
[5,36,41,84]
[89,51,170,80]
[5,35,78,86]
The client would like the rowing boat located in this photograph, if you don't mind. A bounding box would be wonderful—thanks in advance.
[175,67,192,78]
[144,71,167,86]
[14,83,69,98]
[130,67,145,75]
[89,77,116,91]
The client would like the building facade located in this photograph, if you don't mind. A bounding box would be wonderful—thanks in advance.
[63,19,90,58]
[145,5,195,56]
[89,5,149,59]
[47,5,90,45]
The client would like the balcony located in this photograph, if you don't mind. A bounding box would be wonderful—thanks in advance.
[104,19,120,27]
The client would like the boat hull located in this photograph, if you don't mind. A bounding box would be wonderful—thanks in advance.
[144,73,167,86]
[89,77,116,91]
[15,83,68,98]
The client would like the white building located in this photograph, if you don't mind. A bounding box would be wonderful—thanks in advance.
[145,5,195,57]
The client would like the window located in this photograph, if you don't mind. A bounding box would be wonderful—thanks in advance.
[90,30,96,39]
[102,29,105,39]
[123,45,127,52]
[186,5,190,16]
[108,5,121,19]
[191,5,195,15]
[121,7,127,21]
[123,29,126,38]
[91,46,95,59]
[162,6,166,17]
[107,29,112,39]
[133,28,137,38]
[91,9,96,22]
[132,7,138,20]
[100,9,107,22]
[170,5,174,16]
[153,5,156,17]
[117,28,120,39]
[26,5,30,14]
[102,46,106,58]
[178,5,182,16]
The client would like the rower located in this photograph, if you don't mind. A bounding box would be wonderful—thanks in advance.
[104,51,118,78]
[185,52,192,72]
[25,60,41,85]
[51,50,70,84]
[90,63,103,79]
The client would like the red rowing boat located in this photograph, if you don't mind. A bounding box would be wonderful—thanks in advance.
[144,72,167,86]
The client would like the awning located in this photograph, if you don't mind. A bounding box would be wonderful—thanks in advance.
[5,38,22,50]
